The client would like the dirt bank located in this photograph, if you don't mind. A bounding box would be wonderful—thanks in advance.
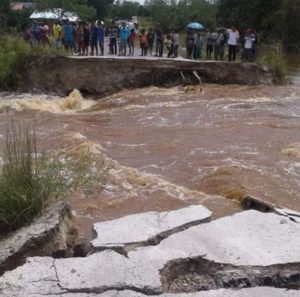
[25,56,273,95]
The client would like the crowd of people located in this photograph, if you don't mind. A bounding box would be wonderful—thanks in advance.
[23,20,259,63]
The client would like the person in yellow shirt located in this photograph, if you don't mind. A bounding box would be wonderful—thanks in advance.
[53,21,62,49]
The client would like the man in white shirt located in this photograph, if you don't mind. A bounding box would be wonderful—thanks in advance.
[227,26,239,61]
[242,29,255,62]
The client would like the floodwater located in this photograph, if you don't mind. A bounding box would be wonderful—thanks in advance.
[0,72,299,239]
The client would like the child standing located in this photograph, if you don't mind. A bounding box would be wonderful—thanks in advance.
[164,35,173,58]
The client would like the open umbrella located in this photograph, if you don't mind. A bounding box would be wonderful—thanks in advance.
[187,22,204,30]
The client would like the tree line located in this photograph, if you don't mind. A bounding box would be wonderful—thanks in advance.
[217,0,300,51]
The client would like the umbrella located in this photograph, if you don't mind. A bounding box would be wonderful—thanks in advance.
[30,10,59,20]
[187,22,204,30]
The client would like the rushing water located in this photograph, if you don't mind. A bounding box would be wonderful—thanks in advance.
[0,73,299,237]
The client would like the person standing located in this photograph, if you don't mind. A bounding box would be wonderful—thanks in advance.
[242,29,255,62]
[53,21,62,50]
[193,32,203,60]
[41,22,50,47]
[119,23,130,56]
[214,29,225,61]
[128,28,137,56]
[227,26,239,62]
[147,28,155,55]
[206,29,214,59]
[109,25,118,55]
[172,29,180,58]
[164,34,173,58]
[155,24,163,57]
[90,21,99,56]
[31,21,40,45]
[186,30,194,59]
[83,22,90,56]
[140,29,148,56]
[98,21,105,56]
[63,21,75,53]
[77,22,85,55]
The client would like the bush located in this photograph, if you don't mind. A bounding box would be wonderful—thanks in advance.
[258,50,289,85]
[0,123,66,235]
[0,36,31,89]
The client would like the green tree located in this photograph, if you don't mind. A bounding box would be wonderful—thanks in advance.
[107,1,141,20]
[87,0,114,19]
[0,0,11,28]
[217,0,300,51]
[217,0,284,35]
[284,0,300,51]
[143,0,217,31]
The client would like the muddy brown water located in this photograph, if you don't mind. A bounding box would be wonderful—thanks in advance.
[0,83,299,240]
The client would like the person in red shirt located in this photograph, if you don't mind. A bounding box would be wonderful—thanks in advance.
[140,29,148,56]
[128,28,137,56]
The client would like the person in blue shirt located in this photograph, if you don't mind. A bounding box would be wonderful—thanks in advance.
[97,21,105,56]
[90,21,99,56]
[31,21,41,45]
[119,23,130,56]
[63,20,75,53]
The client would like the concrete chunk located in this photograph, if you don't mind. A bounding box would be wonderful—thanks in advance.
[91,205,212,249]
[96,288,300,297]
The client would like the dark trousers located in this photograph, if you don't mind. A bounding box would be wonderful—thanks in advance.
[187,44,193,59]
[206,44,213,59]
[99,42,104,56]
[148,41,154,55]
[173,45,179,58]
[228,44,237,61]
[91,40,98,55]
[156,40,163,57]
[109,38,117,55]
[242,48,253,62]
[141,45,148,56]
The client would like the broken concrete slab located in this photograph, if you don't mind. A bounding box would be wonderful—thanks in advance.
[92,288,300,297]
[0,203,72,276]
[1,210,300,296]
[91,205,212,250]
[0,257,63,296]
[241,195,300,223]
[2,288,300,297]
[129,210,300,268]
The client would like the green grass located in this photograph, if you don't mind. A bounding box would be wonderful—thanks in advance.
[258,48,289,84]
[0,122,107,236]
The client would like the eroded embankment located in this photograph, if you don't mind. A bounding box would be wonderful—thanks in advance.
[24,56,273,95]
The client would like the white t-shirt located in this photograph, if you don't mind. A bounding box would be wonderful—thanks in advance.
[173,33,179,46]
[227,30,239,46]
[244,36,255,49]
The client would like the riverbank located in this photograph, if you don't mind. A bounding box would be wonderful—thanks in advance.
[24,56,273,96]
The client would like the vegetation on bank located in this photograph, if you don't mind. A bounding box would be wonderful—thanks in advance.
[0,35,66,90]
[0,123,62,235]
[258,50,289,85]
[0,122,107,236]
